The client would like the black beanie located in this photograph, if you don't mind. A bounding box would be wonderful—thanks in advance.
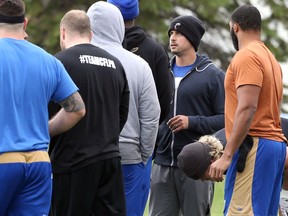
[177,142,212,180]
[168,15,205,51]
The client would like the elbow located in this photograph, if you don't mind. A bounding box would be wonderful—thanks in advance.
[248,106,257,121]
[240,104,257,123]
[247,104,257,116]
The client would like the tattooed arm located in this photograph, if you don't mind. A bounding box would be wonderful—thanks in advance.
[49,92,85,137]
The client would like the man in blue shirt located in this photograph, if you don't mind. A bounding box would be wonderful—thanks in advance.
[0,1,85,215]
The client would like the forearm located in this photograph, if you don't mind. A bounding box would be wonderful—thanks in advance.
[49,92,85,137]
[188,114,224,134]
[140,124,159,163]
[49,108,85,137]
[223,106,256,159]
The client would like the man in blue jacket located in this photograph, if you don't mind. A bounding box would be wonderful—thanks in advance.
[150,15,225,216]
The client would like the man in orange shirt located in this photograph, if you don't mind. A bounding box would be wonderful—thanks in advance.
[209,5,286,216]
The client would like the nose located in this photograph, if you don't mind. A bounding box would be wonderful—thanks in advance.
[170,33,176,42]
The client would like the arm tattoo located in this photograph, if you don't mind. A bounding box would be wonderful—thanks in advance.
[59,92,84,112]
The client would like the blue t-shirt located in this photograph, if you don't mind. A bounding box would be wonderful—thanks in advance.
[173,56,197,89]
[0,38,78,153]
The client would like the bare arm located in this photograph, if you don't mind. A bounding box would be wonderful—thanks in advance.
[49,92,85,137]
[209,84,260,181]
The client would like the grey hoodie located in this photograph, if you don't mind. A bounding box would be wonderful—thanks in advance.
[87,1,160,165]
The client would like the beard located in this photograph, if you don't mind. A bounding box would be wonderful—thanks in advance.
[170,49,179,56]
[170,45,181,56]
[230,29,239,51]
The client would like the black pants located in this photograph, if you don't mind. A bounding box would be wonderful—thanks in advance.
[50,158,126,216]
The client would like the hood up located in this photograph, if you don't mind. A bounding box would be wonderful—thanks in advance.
[87,1,125,48]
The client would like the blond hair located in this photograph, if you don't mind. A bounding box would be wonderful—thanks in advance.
[198,135,223,160]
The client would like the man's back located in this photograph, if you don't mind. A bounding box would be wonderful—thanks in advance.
[49,43,130,173]
[225,41,284,141]
[0,3,85,215]
[0,38,77,153]
[87,1,160,165]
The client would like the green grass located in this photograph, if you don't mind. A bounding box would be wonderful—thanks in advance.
[211,181,225,216]
[144,180,224,216]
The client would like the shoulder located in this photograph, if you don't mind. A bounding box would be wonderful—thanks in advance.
[230,50,262,77]
[126,48,150,65]
[207,63,225,75]
[141,36,166,54]
[143,35,162,47]
[233,43,262,66]
[126,51,153,78]
[196,55,225,76]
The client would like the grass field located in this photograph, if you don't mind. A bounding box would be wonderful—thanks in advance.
[144,180,225,216]
[211,181,225,216]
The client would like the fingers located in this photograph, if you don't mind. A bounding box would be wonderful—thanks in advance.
[168,121,182,133]
[201,172,223,182]
[167,117,179,132]
[167,116,187,133]
[214,176,224,182]
[209,161,225,182]
[209,169,224,182]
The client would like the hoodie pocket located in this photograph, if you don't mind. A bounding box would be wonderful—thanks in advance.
[156,124,172,154]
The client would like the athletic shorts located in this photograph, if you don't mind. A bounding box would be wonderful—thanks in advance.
[122,162,146,216]
[0,151,52,216]
[51,158,126,216]
[224,137,286,216]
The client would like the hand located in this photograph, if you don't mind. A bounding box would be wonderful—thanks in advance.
[167,115,188,133]
[209,154,232,182]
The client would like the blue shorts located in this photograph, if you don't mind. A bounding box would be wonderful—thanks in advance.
[122,162,145,216]
[224,137,286,215]
[0,151,52,216]
[141,157,153,215]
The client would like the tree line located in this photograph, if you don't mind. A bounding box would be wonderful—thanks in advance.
[25,0,288,112]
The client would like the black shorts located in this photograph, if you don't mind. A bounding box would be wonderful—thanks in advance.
[50,158,126,216]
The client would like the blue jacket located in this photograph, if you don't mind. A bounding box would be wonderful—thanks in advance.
[154,54,225,167]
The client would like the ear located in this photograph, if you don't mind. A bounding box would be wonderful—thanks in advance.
[60,26,65,40]
[23,17,28,30]
[23,18,29,40]
[232,23,239,33]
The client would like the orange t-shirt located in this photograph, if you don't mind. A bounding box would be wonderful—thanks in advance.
[225,41,286,142]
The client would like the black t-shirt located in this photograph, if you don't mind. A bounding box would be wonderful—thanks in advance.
[49,44,129,173]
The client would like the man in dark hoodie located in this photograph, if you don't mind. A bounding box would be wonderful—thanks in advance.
[106,0,173,214]
[150,15,225,216]
[107,0,172,124]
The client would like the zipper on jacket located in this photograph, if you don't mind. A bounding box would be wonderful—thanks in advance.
[169,68,192,166]
[169,58,214,165]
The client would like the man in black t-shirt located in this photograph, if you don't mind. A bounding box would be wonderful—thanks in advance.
[48,10,129,216]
